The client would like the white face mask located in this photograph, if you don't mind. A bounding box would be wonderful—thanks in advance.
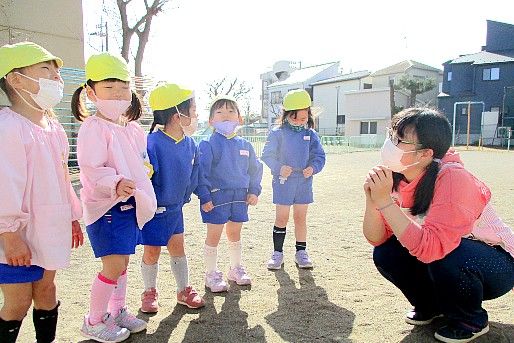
[380,138,420,173]
[16,72,64,110]
[92,92,132,122]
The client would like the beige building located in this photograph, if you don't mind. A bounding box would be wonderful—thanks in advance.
[0,0,85,68]
[311,71,372,135]
[344,88,409,138]
[371,60,443,106]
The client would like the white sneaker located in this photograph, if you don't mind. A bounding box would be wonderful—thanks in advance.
[205,270,228,292]
[267,251,284,270]
[295,250,313,268]
[227,265,252,285]
[112,307,147,333]
[81,313,130,343]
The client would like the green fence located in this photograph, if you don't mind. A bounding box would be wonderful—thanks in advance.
[191,134,385,158]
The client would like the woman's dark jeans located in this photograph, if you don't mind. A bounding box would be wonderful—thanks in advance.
[373,236,514,329]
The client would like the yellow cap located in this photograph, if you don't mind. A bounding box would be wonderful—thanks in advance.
[0,42,63,79]
[85,52,130,82]
[149,83,193,111]
[283,89,311,111]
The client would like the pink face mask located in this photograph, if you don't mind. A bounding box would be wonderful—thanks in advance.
[91,92,131,121]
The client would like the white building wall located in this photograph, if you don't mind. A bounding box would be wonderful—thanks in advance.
[0,0,84,69]
[344,88,409,137]
[313,79,362,135]
[373,68,443,107]
[263,63,339,128]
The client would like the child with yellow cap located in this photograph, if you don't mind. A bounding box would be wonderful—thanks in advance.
[197,96,263,292]
[0,41,83,343]
[139,83,204,312]
[71,52,157,342]
[261,89,326,270]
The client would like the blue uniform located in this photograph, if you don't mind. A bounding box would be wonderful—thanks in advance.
[87,197,139,258]
[0,264,44,284]
[196,132,263,224]
[261,125,325,205]
[141,130,199,246]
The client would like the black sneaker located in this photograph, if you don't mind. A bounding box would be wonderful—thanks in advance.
[434,323,489,343]
[405,309,443,325]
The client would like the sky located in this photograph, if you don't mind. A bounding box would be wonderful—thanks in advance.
[84,0,514,119]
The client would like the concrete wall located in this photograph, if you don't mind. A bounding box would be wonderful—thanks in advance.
[0,0,85,69]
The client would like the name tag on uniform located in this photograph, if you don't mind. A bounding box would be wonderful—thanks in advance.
[303,136,310,141]
[156,207,166,214]
[120,204,134,211]
[240,149,249,156]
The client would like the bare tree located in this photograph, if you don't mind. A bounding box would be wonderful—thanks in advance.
[116,0,170,76]
[206,77,252,101]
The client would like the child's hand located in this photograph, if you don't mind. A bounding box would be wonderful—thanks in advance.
[280,165,293,178]
[246,194,258,206]
[116,178,135,197]
[71,220,84,249]
[1,232,31,266]
[303,166,314,178]
[202,201,214,212]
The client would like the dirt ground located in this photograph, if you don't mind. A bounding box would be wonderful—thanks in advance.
[9,149,514,342]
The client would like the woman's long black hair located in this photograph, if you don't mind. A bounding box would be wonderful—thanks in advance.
[391,108,452,216]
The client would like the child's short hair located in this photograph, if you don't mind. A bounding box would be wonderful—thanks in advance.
[209,98,240,119]
[276,108,315,129]
[71,78,142,122]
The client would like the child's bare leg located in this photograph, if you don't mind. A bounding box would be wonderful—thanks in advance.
[0,282,32,320]
[293,204,308,243]
[0,282,31,342]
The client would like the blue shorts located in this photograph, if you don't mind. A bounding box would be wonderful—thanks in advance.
[0,263,45,284]
[272,176,313,205]
[141,204,184,246]
[86,197,140,258]
[201,188,249,224]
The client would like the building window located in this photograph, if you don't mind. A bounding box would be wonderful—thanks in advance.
[337,115,345,125]
[360,121,377,134]
[363,83,372,89]
[271,91,282,104]
[483,67,500,81]
[447,71,452,81]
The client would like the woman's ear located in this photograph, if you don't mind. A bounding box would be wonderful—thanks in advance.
[421,148,434,159]
[238,115,244,125]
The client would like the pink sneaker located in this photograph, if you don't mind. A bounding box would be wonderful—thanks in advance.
[227,265,251,285]
[177,286,205,309]
[140,288,158,313]
[205,270,228,292]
